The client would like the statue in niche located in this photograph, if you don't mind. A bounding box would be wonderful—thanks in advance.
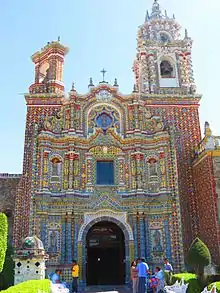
[51,158,61,177]
[101,113,108,127]
[152,230,163,252]
[160,61,174,78]
[48,230,58,253]
[149,159,158,176]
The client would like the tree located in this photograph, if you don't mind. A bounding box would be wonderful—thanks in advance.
[0,213,8,273]
[187,237,211,281]
[0,244,14,290]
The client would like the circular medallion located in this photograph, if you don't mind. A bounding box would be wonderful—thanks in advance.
[96,112,113,130]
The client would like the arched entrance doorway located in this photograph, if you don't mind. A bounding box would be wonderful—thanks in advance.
[86,221,125,285]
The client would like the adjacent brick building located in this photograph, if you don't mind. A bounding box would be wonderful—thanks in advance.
[0,174,21,244]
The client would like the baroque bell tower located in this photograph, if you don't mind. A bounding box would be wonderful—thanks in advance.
[13,40,69,248]
[30,40,68,94]
[132,0,202,257]
[133,0,196,95]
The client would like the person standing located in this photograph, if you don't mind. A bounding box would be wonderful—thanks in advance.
[131,260,139,293]
[136,258,149,293]
[164,258,173,285]
[72,259,79,293]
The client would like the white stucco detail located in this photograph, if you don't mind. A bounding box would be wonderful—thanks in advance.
[159,77,179,88]
[14,257,46,285]
[78,209,134,241]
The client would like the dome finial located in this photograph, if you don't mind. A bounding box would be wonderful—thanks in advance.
[114,78,118,87]
[151,0,162,19]
[88,77,94,88]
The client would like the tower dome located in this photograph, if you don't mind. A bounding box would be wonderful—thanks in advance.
[151,0,162,19]
[22,236,44,251]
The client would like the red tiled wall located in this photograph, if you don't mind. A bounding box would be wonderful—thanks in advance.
[193,154,220,264]
[148,105,201,257]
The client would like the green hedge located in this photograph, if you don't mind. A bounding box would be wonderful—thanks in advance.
[0,213,8,273]
[172,273,201,293]
[0,245,14,290]
[208,282,220,292]
[0,279,50,293]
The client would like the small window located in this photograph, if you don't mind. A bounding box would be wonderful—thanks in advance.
[96,161,114,185]
[160,60,174,78]
[51,158,61,181]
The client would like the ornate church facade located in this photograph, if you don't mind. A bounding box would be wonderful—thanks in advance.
[11,0,220,285]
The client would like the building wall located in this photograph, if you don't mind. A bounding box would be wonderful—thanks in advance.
[12,85,187,285]
[13,107,56,248]
[0,174,21,244]
[211,155,220,262]
[149,105,201,256]
[193,153,220,264]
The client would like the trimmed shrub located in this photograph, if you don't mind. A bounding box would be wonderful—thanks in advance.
[207,282,220,292]
[172,273,201,293]
[187,237,211,280]
[0,244,14,290]
[0,279,50,293]
[0,213,8,273]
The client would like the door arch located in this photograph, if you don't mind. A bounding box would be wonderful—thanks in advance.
[79,213,133,285]
[86,221,125,285]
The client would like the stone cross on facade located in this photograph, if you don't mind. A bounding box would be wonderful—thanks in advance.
[100,68,107,82]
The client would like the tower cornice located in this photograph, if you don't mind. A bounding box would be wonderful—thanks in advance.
[31,41,69,63]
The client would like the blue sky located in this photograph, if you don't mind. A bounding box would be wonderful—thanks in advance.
[0,0,219,173]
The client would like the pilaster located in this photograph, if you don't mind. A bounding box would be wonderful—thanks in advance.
[139,216,145,258]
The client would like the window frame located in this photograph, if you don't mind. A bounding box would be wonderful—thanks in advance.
[96,160,115,186]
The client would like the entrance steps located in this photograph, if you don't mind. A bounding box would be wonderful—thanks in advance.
[85,285,130,293]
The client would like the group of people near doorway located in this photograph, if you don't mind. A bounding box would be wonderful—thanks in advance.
[50,257,172,293]
[50,259,79,293]
[131,258,173,293]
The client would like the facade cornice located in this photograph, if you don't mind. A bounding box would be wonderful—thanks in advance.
[38,131,170,146]
[24,92,201,106]
[193,149,220,167]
